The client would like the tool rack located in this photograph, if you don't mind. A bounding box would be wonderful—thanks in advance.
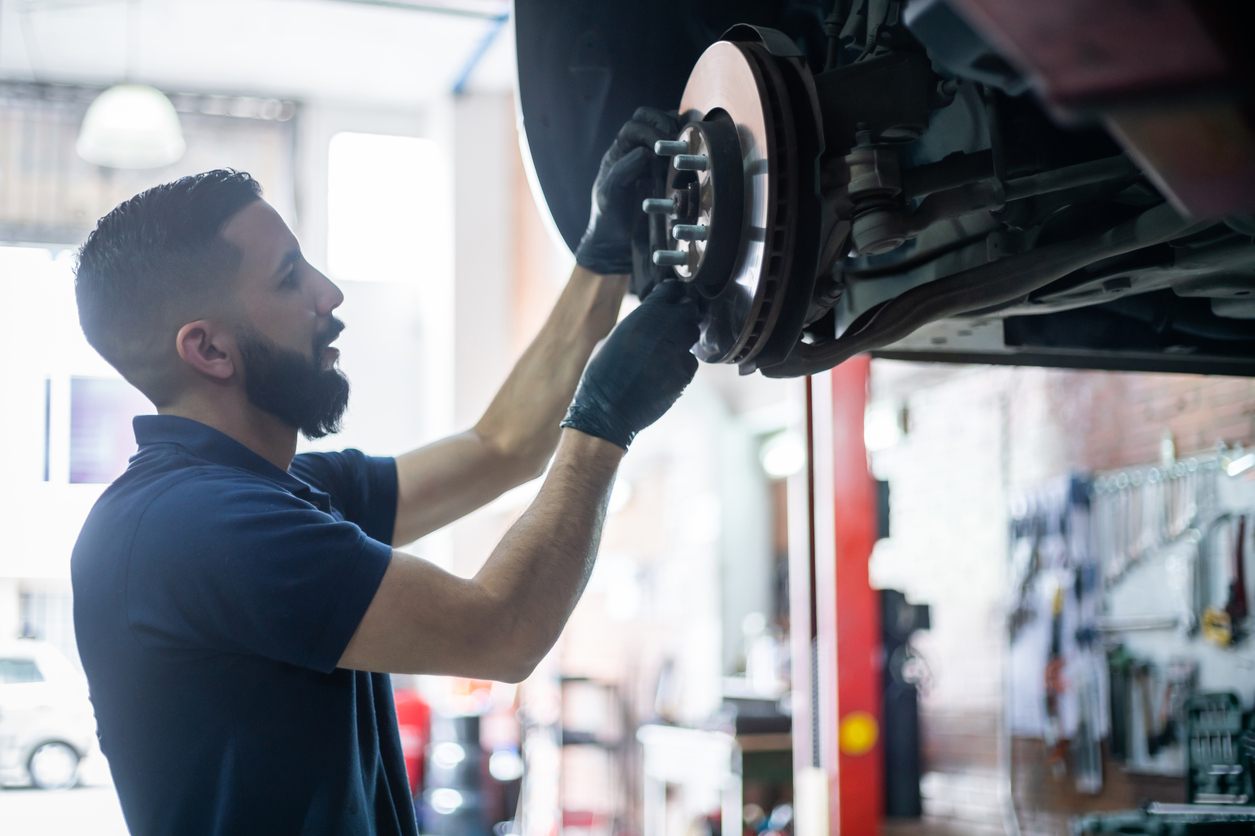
[1186,693,1252,806]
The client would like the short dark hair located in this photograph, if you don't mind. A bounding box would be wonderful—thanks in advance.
[75,169,262,406]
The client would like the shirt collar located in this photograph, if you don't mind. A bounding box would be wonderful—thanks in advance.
[132,415,332,511]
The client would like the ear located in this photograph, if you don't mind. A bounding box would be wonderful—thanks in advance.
[175,321,237,382]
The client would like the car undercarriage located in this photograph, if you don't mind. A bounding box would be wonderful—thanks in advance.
[515,0,1255,377]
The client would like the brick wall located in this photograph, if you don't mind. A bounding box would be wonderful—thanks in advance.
[868,360,1255,833]
[1067,372,1255,469]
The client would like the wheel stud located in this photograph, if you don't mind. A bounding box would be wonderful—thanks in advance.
[672,224,708,241]
[642,198,676,214]
[654,140,688,156]
[652,249,687,267]
[673,154,708,172]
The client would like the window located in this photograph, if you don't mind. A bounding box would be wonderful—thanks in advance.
[0,246,152,486]
[69,376,153,484]
[0,659,44,685]
[326,132,450,284]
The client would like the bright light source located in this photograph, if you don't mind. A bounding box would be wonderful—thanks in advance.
[760,432,805,479]
[77,85,186,169]
[607,479,633,514]
[488,748,524,781]
[1227,453,1255,477]
[864,401,904,452]
[327,132,448,284]
[430,787,464,815]
[431,742,466,769]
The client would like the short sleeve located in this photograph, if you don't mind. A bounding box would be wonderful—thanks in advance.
[126,473,392,673]
[289,449,398,545]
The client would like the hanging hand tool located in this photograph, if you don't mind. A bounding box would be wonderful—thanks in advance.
[1224,515,1248,642]
[1044,585,1068,779]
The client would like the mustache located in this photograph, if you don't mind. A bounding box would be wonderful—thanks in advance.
[314,317,346,353]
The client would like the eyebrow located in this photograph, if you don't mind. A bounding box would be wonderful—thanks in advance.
[272,248,302,278]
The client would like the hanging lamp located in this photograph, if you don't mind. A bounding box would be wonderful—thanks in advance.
[76,83,186,169]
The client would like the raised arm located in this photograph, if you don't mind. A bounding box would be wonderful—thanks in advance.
[343,429,619,680]
[390,107,678,546]
[390,266,625,545]
[340,282,700,680]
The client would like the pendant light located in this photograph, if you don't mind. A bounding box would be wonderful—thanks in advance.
[77,84,185,169]
[76,1,185,169]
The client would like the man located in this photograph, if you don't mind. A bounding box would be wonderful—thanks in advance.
[71,107,696,835]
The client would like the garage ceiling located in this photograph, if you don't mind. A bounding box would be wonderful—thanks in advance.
[0,0,516,105]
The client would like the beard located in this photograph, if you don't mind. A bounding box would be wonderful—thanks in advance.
[238,318,350,440]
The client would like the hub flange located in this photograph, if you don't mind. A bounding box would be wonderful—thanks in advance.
[649,116,744,300]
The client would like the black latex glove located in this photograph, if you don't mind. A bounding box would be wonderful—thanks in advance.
[574,107,679,276]
[561,281,701,450]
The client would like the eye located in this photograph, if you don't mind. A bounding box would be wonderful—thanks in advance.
[279,268,298,288]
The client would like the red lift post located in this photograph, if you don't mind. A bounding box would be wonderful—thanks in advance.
[791,358,884,836]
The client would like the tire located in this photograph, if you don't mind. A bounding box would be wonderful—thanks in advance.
[27,741,80,790]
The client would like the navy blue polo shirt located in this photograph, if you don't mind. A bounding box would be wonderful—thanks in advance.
[72,415,417,836]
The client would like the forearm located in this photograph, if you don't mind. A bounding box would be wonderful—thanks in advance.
[391,430,523,545]
[340,430,623,680]
[391,267,626,545]
[472,429,623,678]
[473,265,628,472]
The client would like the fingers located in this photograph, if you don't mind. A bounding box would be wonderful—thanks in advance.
[615,121,669,156]
[644,280,688,304]
[645,282,702,323]
[615,107,680,157]
[601,146,653,201]
[680,350,700,379]
[674,306,701,343]
[631,106,679,137]
[639,281,701,361]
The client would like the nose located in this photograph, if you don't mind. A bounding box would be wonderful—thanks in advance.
[313,269,345,316]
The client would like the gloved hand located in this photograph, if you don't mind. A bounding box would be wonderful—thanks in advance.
[561,281,701,450]
[574,107,679,276]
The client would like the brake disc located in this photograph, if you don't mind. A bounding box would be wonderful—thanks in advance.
[648,29,824,371]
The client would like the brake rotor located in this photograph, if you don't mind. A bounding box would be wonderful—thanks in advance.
[681,40,797,366]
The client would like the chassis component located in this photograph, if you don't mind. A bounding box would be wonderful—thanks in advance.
[515,0,1255,377]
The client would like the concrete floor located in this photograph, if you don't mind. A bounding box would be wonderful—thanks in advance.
[0,786,128,836]
[0,760,1028,836]
[0,750,128,836]
[884,822,1001,836]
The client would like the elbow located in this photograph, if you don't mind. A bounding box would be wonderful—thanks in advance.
[501,441,552,485]
[520,454,550,484]
[487,624,551,684]
[471,653,538,685]
[493,663,536,685]
[485,642,546,684]
[462,606,547,684]
[476,427,555,487]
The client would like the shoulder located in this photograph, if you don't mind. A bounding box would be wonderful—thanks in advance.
[289,450,397,544]
[290,448,396,490]
[153,465,299,512]
[122,468,330,569]
[74,461,299,591]
[289,448,371,488]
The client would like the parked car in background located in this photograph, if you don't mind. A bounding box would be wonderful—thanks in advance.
[0,640,98,789]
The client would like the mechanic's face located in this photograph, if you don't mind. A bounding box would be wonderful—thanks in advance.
[221,200,350,439]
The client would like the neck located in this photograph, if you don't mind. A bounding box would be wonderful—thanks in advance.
[161,390,299,471]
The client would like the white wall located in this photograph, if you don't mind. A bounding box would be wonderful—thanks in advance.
[0,247,123,582]
[293,100,457,568]
[451,94,515,428]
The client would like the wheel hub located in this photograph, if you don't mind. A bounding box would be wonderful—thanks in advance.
[648,116,744,300]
